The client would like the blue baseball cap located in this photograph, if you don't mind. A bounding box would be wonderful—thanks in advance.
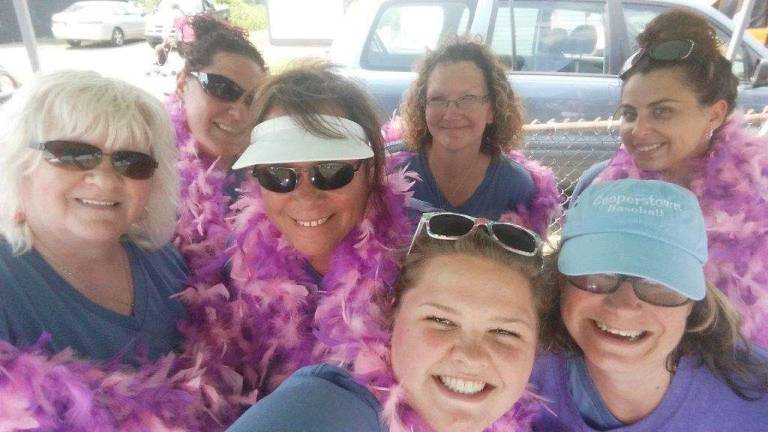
[558,179,708,301]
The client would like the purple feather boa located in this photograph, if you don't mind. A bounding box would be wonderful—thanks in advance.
[167,95,234,284]
[594,116,768,347]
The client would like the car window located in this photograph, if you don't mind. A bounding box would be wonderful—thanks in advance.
[490,0,607,73]
[623,4,748,81]
[361,1,472,71]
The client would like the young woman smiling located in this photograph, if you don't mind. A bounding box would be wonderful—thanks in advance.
[573,9,768,347]
[167,14,267,283]
[227,213,546,432]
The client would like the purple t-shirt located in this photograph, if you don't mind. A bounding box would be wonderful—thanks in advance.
[530,351,768,432]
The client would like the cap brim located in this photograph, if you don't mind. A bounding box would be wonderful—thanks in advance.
[558,232,705,300]
[232,115,374,170]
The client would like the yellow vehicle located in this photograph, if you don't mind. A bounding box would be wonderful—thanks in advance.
[749,27,768,45]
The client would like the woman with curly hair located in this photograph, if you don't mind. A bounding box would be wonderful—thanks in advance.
[166,14,267,282]
[397,38,559,234]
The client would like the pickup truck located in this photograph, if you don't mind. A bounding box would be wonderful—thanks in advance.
[330,0,768,186]
[144,0,229,47]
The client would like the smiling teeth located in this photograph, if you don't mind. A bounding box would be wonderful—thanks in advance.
[296,217,329,227]
[636,143,662,152]
[595,320,644,340]
[79,199,117,207]
[216,123,238,133]
[439,376,486,395]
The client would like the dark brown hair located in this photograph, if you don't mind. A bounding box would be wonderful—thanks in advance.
[621,8,738,116]
[401,36,524,157]
[181,14,266,72]
[250,60,387,213]
[539,252,768,400]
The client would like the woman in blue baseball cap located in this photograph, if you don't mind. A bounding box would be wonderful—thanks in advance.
[531,179,768,431]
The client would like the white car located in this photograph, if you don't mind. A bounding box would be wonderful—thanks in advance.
[51,1,146,47]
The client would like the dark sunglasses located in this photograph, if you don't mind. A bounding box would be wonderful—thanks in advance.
[189,71,253,106]
[252,160,365,193]
[620,39,696,79]
[567,274,691,307]
[409,212,542,258]
[30,140,158,180]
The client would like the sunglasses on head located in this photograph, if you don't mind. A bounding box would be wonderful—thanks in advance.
[189,71,253,106]
[567,274,691,307]
[30,140,158,180]
[251,160,365,193]
[620,39,696,79]
[409,212,542,258]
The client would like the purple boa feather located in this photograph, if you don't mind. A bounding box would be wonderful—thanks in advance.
[595,116,768,347]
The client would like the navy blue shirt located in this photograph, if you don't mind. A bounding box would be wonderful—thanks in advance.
[0,241,188,363]
[227,364,383,432]
[406,151,534,220]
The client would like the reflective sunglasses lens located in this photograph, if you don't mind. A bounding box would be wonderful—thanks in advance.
[651,40,693,61]
[311,162,355,191]
[202,73,244,102]
[491,224,537,254]
[254,166,297,193]
[635,279,690,307]
[427,213,475,237]
[112,151,157,180]
[568,274,616,293]
[42,141,102,170]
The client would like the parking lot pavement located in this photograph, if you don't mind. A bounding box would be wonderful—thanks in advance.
[1,34,329,101]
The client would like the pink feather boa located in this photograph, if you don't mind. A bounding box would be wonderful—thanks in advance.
[168,95,234,284]
[594,116,768,347]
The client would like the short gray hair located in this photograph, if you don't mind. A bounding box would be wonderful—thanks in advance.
[0,70,179,254]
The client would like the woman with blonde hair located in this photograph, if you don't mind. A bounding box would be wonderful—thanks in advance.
[0,70,211,429]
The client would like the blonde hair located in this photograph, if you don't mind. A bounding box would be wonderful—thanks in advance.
[0,70,179,254]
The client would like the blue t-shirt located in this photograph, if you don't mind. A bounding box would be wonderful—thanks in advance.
[406,151,534,220]
[0,240,188,363]
[227,364,383,432]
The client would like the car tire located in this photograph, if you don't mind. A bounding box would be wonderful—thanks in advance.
[66,39,81,47]
[111,28,125,47]
[147,39,160,48]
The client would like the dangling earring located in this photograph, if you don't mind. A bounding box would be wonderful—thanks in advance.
[705,129,713,142]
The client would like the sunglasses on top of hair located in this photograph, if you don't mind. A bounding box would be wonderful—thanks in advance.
[30,140,158,180]
[251,160,366,193]
[619,39,697,79]
[409,212,542,260]
[189,71,254,106]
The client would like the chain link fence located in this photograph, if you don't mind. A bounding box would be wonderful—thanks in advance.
[520,108,768,237]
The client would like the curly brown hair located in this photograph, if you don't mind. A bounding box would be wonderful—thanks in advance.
[181,13,266,72]
[622,8,738,116]
[401,36,524,157]
[539,252,768,400]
